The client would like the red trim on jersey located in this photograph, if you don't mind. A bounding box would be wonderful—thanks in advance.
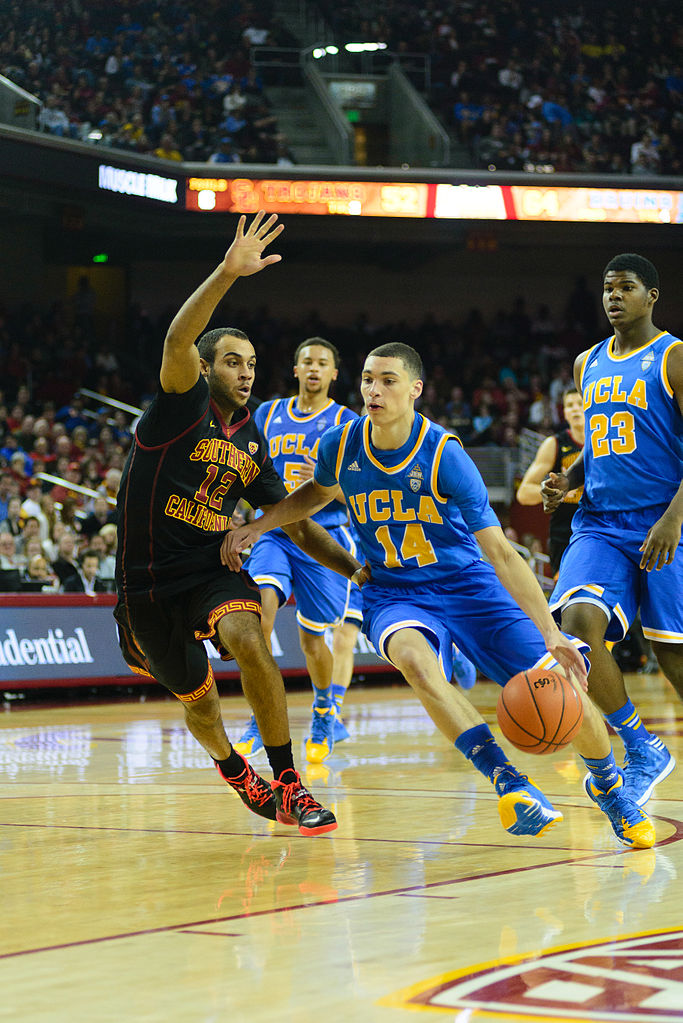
[145,446,168,598]
[119,443,136,599]
[134,405,209,452]
[210,400,251,439]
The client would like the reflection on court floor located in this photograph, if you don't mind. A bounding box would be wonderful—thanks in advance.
[1,677,681,1023]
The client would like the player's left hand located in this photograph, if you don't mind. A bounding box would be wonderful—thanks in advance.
[545,631,588,692]
[639,511,682,571]
[222,211,284,279]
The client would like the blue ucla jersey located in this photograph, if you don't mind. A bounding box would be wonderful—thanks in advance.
[580,331,683,513]
[255,396,357,529]
[315,413,500,587]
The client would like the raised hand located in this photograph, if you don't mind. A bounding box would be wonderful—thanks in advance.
[223,211,284,278]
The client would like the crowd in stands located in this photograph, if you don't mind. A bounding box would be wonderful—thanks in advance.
[3,1,681,174]
[313,0,683,173]
[0,0,295,165]
[2,266,656,592]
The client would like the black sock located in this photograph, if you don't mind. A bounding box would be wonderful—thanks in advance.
[264,740,296,782]
[213,748,247,780]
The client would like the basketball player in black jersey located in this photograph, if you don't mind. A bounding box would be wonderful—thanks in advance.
[517,387,584,574]
[114,212,363,836]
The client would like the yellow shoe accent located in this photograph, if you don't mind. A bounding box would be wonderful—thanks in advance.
[305,737,333,764]
[234,739,255,757]
[497,792,563,836]
[622,817,656,850]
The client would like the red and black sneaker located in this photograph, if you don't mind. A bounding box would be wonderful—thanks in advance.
[272,772,338,836]
[216,755,277,822]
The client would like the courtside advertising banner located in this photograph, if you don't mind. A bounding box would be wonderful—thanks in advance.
[0,597,383,687]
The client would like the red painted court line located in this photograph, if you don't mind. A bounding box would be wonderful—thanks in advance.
[0,847,628,961]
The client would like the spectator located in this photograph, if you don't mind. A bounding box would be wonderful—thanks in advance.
[62,548,107,594]
[38,95,71,137]
[87,531,116,591]
[51,531,80,586]
[0,495,23,540]
[209,137,242,164]
[0,530,20,569]
[98,468,122,502]
[81,495,116,539]
[154,132,183,162]
[22,553,59,593]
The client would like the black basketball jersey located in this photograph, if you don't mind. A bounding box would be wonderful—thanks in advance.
[116,375,287,600]
[549,427,583,546]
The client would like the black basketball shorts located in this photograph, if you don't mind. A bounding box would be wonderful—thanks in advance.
[114,570,261,700]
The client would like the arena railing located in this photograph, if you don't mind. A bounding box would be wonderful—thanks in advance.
[35,473,117,509]
[75,388,142,418]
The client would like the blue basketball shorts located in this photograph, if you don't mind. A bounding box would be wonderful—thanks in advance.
[361,559,588,685]
[549,505,683,644]
[246,525,357,634]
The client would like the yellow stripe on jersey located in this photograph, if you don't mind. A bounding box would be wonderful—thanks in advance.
[286,396,334,422]
[661,340,683,398]
[362,414,430,474]
[430,433,461,504]
[607,330,668,361]
[335,420,354,480]
[579,344,599,391]
[334,406,348,425]
[262,400,280,440]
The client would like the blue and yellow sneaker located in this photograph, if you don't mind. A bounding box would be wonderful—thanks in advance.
[305,703,336,763]
[452,645,477,690]
[494,767,563,836]
[234,714,264,759]
[622,737,675,807]
[333,715,350,743]
[584,772,656,848]
[331,685,351,743]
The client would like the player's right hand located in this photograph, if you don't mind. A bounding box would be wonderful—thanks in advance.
[351,562,372,589]
[545,630,588,692]
[541,472,569,514]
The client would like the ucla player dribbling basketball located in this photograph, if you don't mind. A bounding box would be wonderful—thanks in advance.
[224,342,656,848]
[544,253,680,808]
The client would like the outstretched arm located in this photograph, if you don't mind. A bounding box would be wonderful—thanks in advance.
[159,212,284,394]
[221,478,337,568]
[475,524,588,690]
[281,518,364,581]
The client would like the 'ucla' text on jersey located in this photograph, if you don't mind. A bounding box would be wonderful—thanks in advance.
[315,414,499,587]
[256,396,357,529]
[580,332,683,513]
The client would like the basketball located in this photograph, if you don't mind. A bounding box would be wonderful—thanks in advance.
[497,668,584,755]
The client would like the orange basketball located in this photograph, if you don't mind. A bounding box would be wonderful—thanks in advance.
[496,668,584,755]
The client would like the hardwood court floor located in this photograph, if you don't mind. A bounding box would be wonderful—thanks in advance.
[0,675,681,1023]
